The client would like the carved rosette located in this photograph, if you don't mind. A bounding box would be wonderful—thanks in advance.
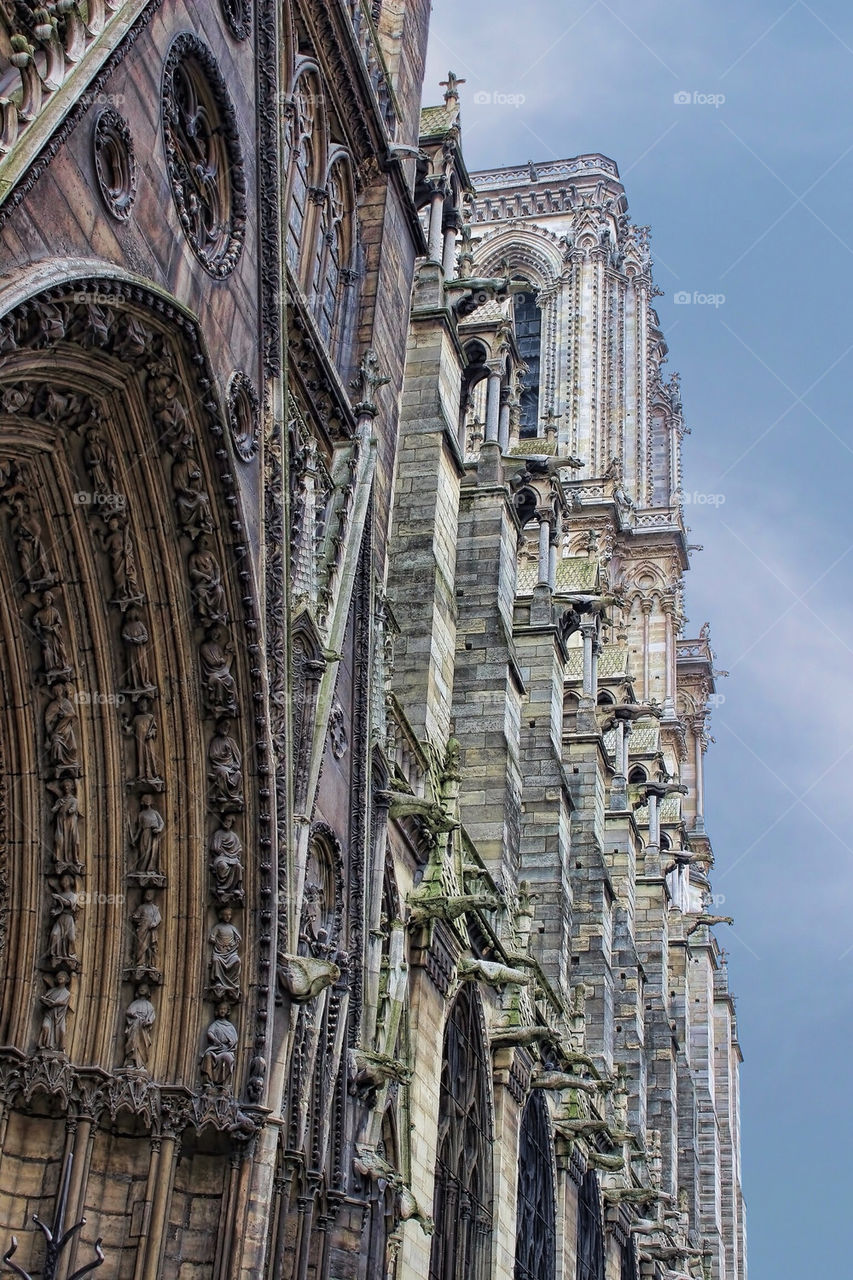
[161,34,247,278]
[220,0,252,40]
[93,108,137,222]
[226,370,261,462]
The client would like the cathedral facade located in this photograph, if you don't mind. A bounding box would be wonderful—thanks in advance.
[0,3,745,1280]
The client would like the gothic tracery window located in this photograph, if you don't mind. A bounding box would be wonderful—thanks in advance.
[514,1092,556,1280]
[576,1171,606,1280]
[513,288,542,438]
[312,156,355,356]
[429,987,494,1280]
[285,74,321,275]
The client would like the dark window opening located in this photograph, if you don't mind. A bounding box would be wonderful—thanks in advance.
[514,1093,556,1280]
[576,1171,606,1280]
[513,289,542,438]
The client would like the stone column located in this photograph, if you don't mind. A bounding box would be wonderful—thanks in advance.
[442,209,460,278]
[484,363,502,444]
[693,717,706,832]
[640,598,652,701]
[663,597,676,718]
[537,514,551,590]
[580,620,597,700]
[498,386,511,453]
[426,177,447,265]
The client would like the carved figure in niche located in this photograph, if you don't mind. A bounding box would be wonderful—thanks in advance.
[208,718,243,810]
[209,813,244,903]
[121,606,155,696]
[47,874,79,968]
[34,300,67,348]
[130,793,165,878]
[300,880,330,954]
[83,424,120,498]
[208,906,242,999]
[199,626,238,716]
[10,498,54,588]
[114,315,152,365]
[32,590,71,681]
[329,700,348,759]
[200,1003,238,1089]
[189,536,229,626]
[123,982,156,1069]
[47,778,83,874]
[122,698,164,790]
[147,350,189,448]
[172,442,213,540]
[102,512,143,608]
[44,683,81,777]
[38,970,71,1052]
[131,888,161,972]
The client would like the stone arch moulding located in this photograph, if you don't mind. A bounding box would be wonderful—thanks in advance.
[0,269,273,1147]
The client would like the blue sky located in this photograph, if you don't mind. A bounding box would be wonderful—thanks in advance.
[424,3,853,1274]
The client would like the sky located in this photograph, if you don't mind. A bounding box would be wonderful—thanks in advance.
[424,2,853,1275]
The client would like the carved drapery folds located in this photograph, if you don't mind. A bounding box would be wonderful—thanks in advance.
[0,281,271,1153]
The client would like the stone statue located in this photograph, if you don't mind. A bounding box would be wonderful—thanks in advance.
[123,983,156,1069]
[83,424,120,497]
[10,498,53,587]
[102,512,142,607]
[38,970,71,1051]
[122,697,163,789]
[121,606,154,694]
[208,907,242,999]
[32,590,70,680]
[209,814,243,903]
[44,684,80,777]
[47,874,79,967]
[147,351,189,447]
[130,793,165,876]
[199,627,238,715]
[188,536,229,626]
[131,888,161,971]
[278,953,341,1002]
[200,1003,238,1088]
[47,778,83,874]
[172,444,213,540]
[208,719,243,809]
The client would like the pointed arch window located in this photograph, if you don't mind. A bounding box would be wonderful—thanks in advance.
[576,1171,606,1280]
[514,1092,556,1280]
[285,74,322,276]
[513,287,542,438]
[312,157,355,355]
[429,987,494,1280]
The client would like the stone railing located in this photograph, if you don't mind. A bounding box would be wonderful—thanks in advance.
[386,693,428,796]
[0,0,146,200]
[472,154,620,191]
[342,0,398,137]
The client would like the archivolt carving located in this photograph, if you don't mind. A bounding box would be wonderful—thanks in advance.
[0,277,271,1135]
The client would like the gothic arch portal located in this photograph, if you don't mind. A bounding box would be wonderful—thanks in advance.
[0,272,271,1277]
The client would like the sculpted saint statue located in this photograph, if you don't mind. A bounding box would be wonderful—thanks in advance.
[130,793,165,874]
[124,983,156,1069]
[38,971,71,1051]
[200,1003,238,1088]
[208,719,243,809]
[131,888,161,970]
[209,907,242,997]
[209,814,244,902]
[48,778,82,874]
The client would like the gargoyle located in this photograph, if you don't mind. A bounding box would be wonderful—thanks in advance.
[407,891,503,926]
[587,1150,625,1172]
[387,790,458,833]
[530,1070,597,1094]
[444,274,528,318]
[684,914,733,937]
[351,1048,412,1093]
[458,957,531,988]
[490,1024,556,1048]
[278,954,340,1002]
